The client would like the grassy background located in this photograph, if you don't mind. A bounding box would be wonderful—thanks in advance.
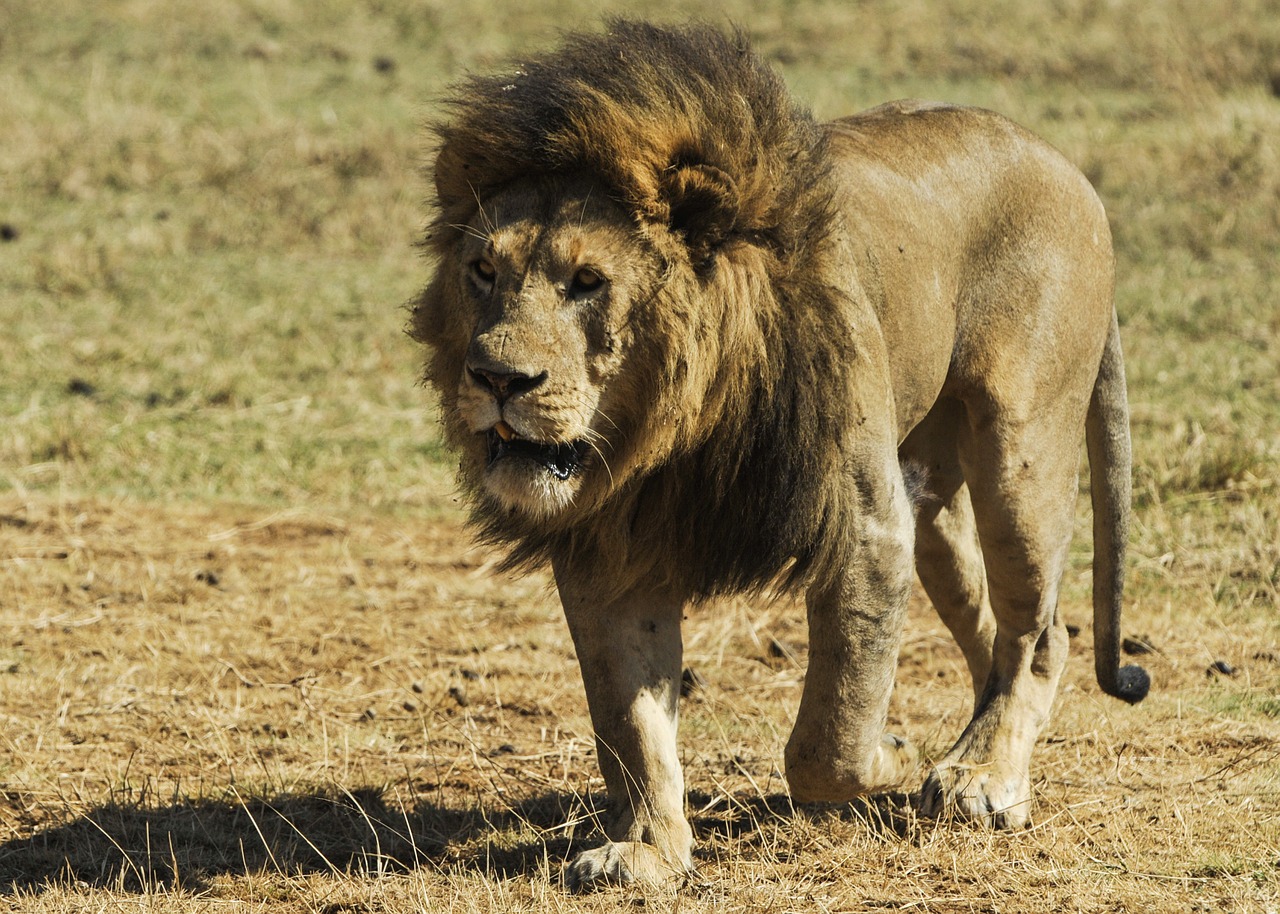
[2,0,1278,910]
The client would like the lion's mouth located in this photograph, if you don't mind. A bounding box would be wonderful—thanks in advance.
[485,427,587,481]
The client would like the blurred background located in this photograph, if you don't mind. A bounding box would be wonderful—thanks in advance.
[3,0,1276,528]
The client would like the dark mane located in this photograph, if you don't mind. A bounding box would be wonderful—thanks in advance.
[420,21,859,599]
[428,19,829,274]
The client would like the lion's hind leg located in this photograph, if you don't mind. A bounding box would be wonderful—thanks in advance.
[902,398,998,704]
[919,395,1083,829]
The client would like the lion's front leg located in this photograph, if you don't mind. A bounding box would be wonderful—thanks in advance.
[785,454,920,802]
[553,561,693,892]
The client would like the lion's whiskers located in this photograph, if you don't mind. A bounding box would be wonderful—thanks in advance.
[468,181,496,235]
[576,410,619,488]
[447,223,491,244]
[591,407,621,434]
[577,186,594,230]
[583,435,615,490]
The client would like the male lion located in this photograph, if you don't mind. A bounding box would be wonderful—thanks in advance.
[412,20,1149,890]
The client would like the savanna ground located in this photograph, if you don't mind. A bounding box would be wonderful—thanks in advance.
[1,0,1278,910]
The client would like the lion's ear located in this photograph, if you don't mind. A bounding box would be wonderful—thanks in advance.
[660,162,739,266]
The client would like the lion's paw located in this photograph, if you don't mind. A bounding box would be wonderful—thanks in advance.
[788,733,919,803]
[920,760,1032,829]
[873,733,920,787]
[565,841,689,893]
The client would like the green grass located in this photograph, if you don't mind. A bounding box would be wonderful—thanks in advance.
[5,0,1277,514]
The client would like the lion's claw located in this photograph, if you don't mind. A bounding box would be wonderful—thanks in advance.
[565,843,633,892]
[920,762,1032,829]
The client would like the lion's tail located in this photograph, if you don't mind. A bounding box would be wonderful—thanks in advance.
[1085,311,1150,704]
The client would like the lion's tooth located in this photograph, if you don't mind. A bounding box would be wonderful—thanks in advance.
[494,420,515,441]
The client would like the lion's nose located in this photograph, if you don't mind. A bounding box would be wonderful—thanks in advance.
[467,364,548,402]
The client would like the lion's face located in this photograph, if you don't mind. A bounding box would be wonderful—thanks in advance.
[441,177,662,517]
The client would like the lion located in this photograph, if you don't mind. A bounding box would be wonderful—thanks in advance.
[411,20,1149,890]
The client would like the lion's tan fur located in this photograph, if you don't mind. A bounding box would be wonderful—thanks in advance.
[411,20,1148,889]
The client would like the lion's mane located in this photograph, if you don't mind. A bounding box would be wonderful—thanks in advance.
[416,21,865,598]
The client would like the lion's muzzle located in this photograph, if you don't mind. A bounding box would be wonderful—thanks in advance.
[485,427,587,481]
[467,364,547,403]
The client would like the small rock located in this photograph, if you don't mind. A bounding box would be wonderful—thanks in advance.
[359,708,377,721]
[67,378,96,397]
[448,685,469,707]
[1207,660,1237,678]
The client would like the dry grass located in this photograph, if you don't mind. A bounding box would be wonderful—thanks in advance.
[1,496,1277,912]
[2,0,1279,910]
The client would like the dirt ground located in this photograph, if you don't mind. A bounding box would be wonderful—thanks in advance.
[1,494,1277,911]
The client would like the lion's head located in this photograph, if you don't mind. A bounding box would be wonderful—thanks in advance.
[418,175,660,519]
[413,20,855,595]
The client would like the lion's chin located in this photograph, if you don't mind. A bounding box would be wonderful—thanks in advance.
[482,459,584,517]
[480,429,589,517]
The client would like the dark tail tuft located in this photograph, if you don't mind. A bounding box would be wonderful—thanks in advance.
[1102,663,1150,705]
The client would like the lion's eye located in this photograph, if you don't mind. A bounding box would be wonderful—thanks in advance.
[470,259,496,286]
[569,267,605,296]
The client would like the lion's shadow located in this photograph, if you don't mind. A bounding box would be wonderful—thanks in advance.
[0,786,916,894]
[0,786,564,893]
